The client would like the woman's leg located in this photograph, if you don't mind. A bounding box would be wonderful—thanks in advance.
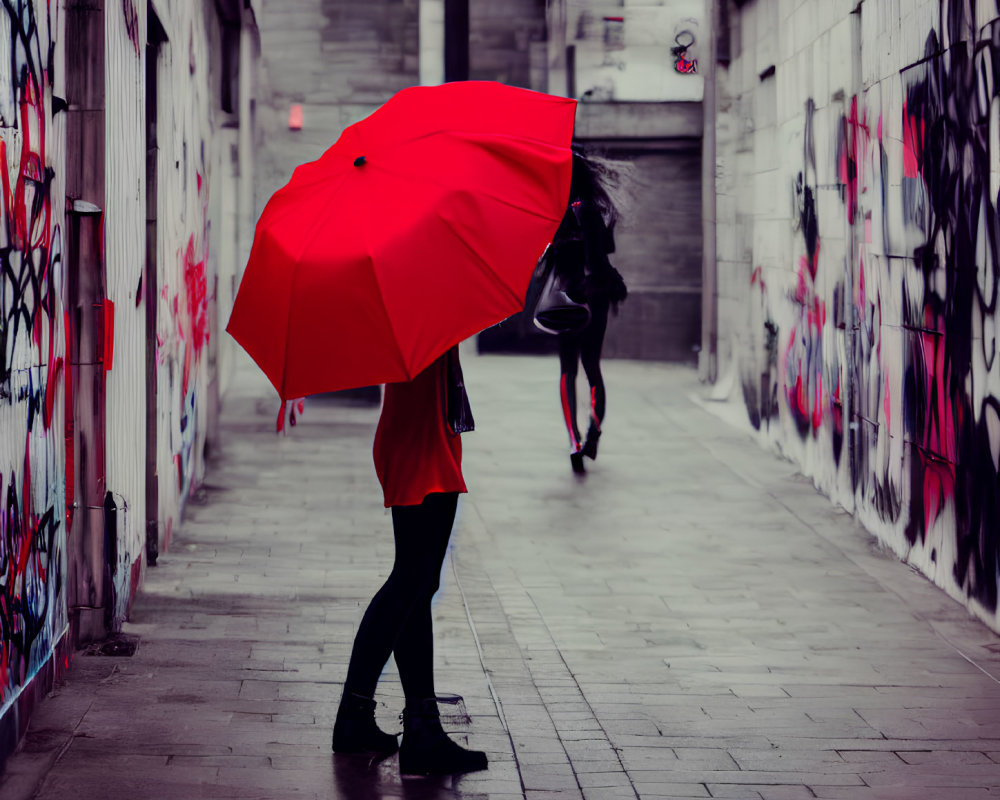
[342,493,456,699]
[557,333,583,451]
[580,300,609,459]
[390,492,457,701]
[558,333,586,473]
[376,494,487,776]
[333,493,457,754]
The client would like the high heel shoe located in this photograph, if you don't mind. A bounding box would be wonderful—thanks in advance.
[570,448,586,474]
[581,424,601,460]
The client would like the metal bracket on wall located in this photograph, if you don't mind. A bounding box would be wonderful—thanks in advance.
[70,199,102,215]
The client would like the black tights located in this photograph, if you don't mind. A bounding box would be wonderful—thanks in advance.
[343,492,458,702]
[558,299,609,449]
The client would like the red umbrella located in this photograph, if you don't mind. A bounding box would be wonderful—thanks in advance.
[227,81,576,400]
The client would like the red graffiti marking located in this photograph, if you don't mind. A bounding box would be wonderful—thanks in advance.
[122,0,141,56]
[103,299,115,372]
[1,0,66,711]
[183,236,209,355]
[1,450,60,702]
[784,267,828,438]
[837,96,870,226]
[902,101,924,179]
[179,234,209,398]
[784,97,840,444]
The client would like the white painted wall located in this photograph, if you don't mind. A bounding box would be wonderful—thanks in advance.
[100,0,256,616]
[105,0,148,626]
[151,0,223,552]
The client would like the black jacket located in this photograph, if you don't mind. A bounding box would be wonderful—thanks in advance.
[548,189,627,309]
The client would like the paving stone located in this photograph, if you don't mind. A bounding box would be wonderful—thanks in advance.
[3,346,1000,800]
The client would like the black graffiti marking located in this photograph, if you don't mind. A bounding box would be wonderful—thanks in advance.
[901,1,1000,611]
[671,29,698,74]
[0,472,60,701]
[0,0,57,394]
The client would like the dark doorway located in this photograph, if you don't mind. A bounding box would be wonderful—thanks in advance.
[478,142,702,363]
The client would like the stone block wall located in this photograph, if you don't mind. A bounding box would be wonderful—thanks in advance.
[715,0,1000,631]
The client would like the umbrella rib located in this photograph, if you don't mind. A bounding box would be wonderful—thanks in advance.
[371,134,568,224]
[262,167,357,252]
[363,250,413,382]
[276,170,365,397]
[434,211,525,310]
[354,173,413,384]
[372,127,569,163]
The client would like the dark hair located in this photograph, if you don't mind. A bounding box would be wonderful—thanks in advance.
[550,149,629,310]
[570,149,629,233]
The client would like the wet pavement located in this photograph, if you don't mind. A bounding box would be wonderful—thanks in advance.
[2,349,1000,800]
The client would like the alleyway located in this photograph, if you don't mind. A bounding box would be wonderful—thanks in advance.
[2,350,999,799]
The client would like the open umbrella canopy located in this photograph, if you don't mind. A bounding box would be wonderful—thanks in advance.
[227,81,577,399]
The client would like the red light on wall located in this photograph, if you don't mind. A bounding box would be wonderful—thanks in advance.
[103,299,115,372]
[289,104,303,130]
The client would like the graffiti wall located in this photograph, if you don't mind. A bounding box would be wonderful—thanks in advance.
[0,0,256,757]
[0,1,68,717]
[151,0,253,554]
[154,1,211,554]
[717,0,1000,630]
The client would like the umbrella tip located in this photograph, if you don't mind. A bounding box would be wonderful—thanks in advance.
[354,155,367,167]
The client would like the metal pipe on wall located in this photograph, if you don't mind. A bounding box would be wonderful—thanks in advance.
[700,0,718,383]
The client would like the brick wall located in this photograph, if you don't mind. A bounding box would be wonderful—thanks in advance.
[603,146,702,362]
[254,0,420,215]
[470,0,546,89]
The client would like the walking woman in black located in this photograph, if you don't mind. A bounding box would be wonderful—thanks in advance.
[549,151,628,473]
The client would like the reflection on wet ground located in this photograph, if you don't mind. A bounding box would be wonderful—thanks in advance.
[332,753,463,800]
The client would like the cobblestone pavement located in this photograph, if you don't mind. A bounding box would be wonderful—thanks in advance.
[3,350,1000,800]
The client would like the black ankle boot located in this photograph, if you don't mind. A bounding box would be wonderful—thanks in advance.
[581,423,601,460]
[399,698,488,776]
[332,691,399,754]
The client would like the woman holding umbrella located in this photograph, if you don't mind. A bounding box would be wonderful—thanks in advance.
[227,81,578,776]
[330,347,487,775]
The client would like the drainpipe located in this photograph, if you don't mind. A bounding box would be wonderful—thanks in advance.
[419,0,445,86]
[700,0,718,383]
[444,0,469,82]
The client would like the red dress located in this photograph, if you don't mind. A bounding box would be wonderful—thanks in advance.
[373,355,467,507]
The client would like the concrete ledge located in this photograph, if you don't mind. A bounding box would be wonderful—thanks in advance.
[574,100,703,140]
